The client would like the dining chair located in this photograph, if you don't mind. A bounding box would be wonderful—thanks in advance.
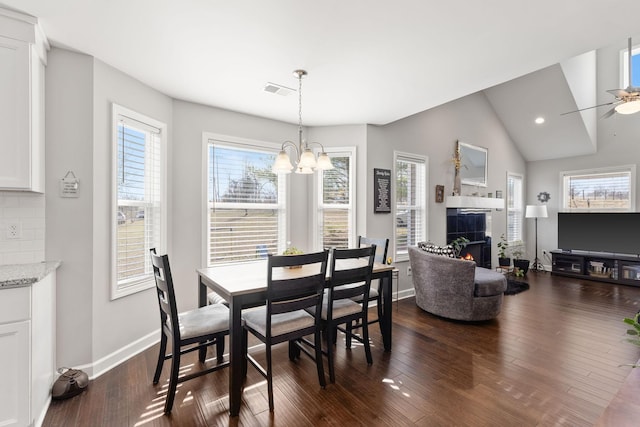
[242,250,329,412]
[150,249,230,414]
[352,236,389,341]
[300,246,376,383]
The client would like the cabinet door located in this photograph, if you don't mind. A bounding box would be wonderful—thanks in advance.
[0,320,30,427]
[0,36,31,189]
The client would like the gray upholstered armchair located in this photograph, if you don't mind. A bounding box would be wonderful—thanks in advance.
[408,246,506,321]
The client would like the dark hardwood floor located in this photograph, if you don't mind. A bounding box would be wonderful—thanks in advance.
[43,272,640,426]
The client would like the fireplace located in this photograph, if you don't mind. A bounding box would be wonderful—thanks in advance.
[446,208,492,269]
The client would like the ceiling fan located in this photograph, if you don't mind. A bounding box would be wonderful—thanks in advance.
[562,37,640,118]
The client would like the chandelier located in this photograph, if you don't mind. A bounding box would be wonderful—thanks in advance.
[271,70,334,174]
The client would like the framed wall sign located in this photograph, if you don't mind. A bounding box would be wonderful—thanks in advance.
[435,185,444,203]
[374,168,391,213]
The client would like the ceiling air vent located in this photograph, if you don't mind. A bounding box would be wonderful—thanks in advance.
[263,82,295,96]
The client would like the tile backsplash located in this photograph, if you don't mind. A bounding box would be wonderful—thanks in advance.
[0,192,45,265]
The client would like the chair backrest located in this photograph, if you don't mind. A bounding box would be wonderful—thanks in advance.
[150,248,181,338]
[266,250,329,321]
[358,236,389,264]
[329,246,376,303]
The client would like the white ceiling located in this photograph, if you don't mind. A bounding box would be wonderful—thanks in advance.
[4,1,640,159]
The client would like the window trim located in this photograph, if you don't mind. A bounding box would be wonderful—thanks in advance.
[312,146,356,251]
[201,132,288,267]
[559,164,636,212]
[111,104,167,300]
[506,171,524,244]
[620,42,640,89]
[393,151,428,262]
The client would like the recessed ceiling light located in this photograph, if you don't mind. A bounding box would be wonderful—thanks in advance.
[534,117,545,125]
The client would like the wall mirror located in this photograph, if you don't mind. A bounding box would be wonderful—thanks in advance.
[458,141,487,187]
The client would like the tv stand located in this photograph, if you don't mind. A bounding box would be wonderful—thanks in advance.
[551,250,640,287]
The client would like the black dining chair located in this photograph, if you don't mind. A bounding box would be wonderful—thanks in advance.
[150,249,230,414]
[299,245,376,383]
[242,250,328,412]
[353,236,389,338]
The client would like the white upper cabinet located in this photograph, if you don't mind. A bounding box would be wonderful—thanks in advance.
[0,8,48,192]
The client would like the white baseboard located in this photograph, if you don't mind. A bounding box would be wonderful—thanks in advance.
[75,288,418,382]
[84,329,159,379]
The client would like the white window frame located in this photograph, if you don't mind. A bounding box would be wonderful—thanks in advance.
[506,172,524,244]
[312,146,356,251]
[111,104,167,300]
[620,42,640,88]
[560,165,636,212]
[202,133,288,267]
[394,151,428,262]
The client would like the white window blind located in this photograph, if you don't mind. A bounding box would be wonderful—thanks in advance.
[395,152,427,260]
[562,167,635,211]
[507,173,523,243]
[207,139,286,265]
[112,105,166,299]
[316,148,354,249]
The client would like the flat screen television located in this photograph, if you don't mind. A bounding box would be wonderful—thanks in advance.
[557,212,640,255]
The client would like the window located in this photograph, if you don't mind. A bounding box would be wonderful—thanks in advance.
[394,152,427,261]
[112,104,166,300]
[206,135,286,265]
[620,43,640,88]
[506,172,523,243]
[314,147,355,250]
[561,165,635,211]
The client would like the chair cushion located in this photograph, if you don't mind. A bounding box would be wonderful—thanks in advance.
[310,298,362,320]
[474,267,508,297]
[243,308,315,338]
[177,303,229,340]
[207,291,228,306]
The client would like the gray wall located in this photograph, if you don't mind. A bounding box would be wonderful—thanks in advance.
[45,47,525,373]
[46,47,174,372]
[367,91,526,292]
[528,39,640,266]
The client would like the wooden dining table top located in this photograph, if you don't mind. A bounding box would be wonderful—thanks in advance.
[197,259,395,297]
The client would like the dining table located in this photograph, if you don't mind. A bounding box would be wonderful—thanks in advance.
[197,259,395,417]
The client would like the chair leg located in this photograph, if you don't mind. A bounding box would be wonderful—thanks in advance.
[362,321,373,366]
[326,324,336,383]
[216,335,225,362]
[314,328,326,388]
[242,329,248,379]
[164,346,181,414]
[153,333,167,384]
[288,340,300,361]
[346,322,352,349]
[266,341,274,412]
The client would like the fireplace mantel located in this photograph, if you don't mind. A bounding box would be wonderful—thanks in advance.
[445,196,504,209]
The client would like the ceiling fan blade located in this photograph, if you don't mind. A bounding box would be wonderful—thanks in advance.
[601,107,617,119]
[607,88,629,98]
[560,101,615,116]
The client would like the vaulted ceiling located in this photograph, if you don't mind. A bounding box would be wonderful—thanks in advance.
[4,0,640,161]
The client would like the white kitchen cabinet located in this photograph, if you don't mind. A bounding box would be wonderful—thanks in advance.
[0,270,56,427]
[0,8,47,192]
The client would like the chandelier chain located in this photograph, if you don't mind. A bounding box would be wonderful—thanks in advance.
[298,72,303,138]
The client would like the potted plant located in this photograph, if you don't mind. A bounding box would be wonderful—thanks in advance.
[497,234,510,267]
[282,246,304,268]
[451,237,470,258]
[510,240,530,275]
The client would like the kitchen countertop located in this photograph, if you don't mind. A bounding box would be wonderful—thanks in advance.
[0,261,62,289]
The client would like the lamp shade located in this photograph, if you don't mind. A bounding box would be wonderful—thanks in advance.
[316,152,334,170]
[298,149,317,169]
[525,204,548,218]
[272,151,293,174]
